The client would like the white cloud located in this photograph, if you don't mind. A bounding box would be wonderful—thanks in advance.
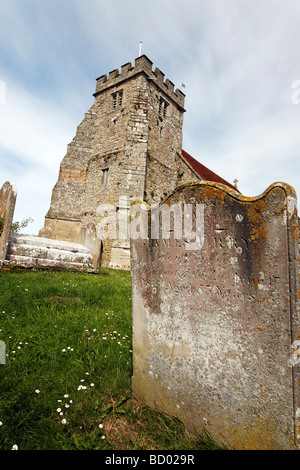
[176,0,300,198]
[0,83,72,169]
[0,75,78,234]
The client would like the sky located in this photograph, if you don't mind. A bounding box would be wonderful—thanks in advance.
[1,0,300,235]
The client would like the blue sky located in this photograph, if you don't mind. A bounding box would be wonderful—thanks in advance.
[1,0,300,234]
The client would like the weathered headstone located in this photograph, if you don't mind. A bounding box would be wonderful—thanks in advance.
[130,181,300,450]
[0,341,5,365]
[0,181,17,266]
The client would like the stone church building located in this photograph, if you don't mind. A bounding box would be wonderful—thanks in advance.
[40,55,236,270]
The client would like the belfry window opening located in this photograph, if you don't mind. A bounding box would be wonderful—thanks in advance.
[112,90,123,110]
[159,97,168,118]
[118,90,123,106]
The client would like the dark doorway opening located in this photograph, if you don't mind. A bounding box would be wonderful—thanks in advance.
[97,241,104,267]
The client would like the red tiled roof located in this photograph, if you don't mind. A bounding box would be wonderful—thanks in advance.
[181,149,239,192]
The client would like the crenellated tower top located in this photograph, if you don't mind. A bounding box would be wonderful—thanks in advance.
[94,55,185,111]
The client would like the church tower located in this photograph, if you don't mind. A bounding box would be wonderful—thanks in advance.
[41,55,186,268]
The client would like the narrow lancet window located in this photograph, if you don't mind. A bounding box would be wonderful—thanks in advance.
[102,168,109,184]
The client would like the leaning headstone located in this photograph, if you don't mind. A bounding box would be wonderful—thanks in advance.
[130,181,300,450]
[0,182,17,266]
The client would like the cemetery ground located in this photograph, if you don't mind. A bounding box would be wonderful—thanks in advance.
[0,268,224,451]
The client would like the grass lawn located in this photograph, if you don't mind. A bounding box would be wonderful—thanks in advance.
[0,268,224,451]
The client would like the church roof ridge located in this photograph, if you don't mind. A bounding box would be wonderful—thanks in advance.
[181,149,239,192]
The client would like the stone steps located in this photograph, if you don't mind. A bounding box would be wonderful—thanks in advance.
[5,234,94,272]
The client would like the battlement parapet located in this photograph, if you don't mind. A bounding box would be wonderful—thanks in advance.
[94,55,185,110]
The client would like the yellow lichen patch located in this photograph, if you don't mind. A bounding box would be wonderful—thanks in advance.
[291,222,299,241]
[222,413,295,449]
[202,186,226,205]
[251,225,267,240]
[243,200,268,242]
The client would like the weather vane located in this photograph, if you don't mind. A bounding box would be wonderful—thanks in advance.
[139,41,143,57]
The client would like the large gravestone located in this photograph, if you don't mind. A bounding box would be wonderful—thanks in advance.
[0,182,17,266]
[130,181,300,450]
